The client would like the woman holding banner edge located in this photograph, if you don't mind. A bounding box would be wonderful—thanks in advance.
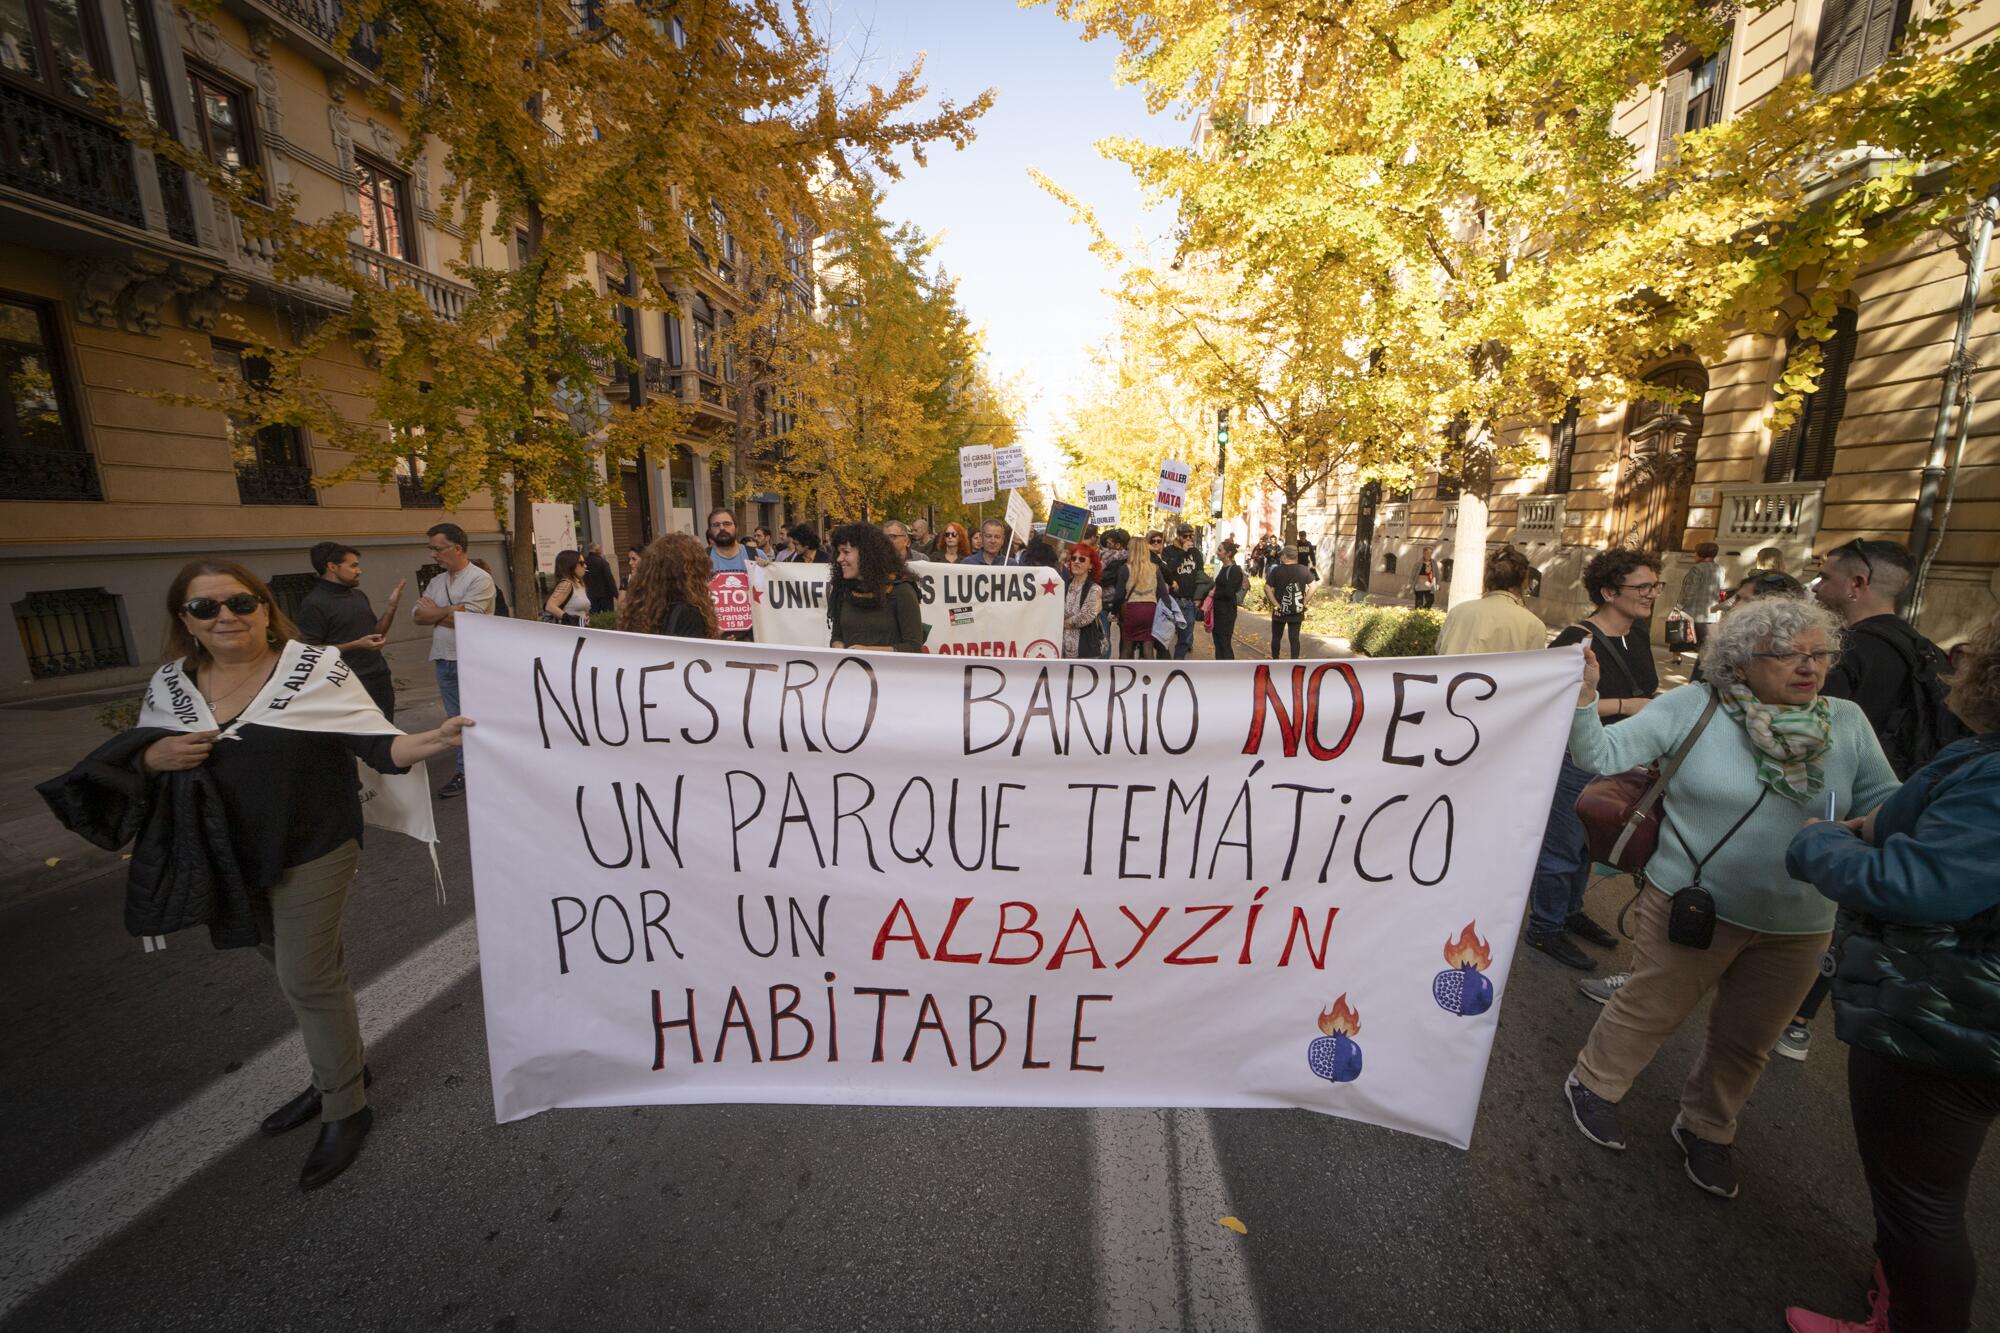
[1559,595,1898,1201]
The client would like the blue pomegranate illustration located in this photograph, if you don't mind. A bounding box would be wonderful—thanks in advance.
[1432,921,1494,1017]
[1306,994,1363,1083]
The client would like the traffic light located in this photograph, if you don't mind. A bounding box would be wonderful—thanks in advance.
[1216,406,1230,448]
[1213,407,1229,518]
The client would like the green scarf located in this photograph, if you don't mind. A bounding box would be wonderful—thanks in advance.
[1719,684,1833,804]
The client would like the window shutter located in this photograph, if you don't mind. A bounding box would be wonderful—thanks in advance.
[1856,0,1906,81]
[1699,42,1732,129]
[1764,413,1804,483]
[1655,67,1691,168]
[1799,308,1859,482]
[1814,0,1870,92]
[1548,398,1578,494]
[665,312,683,367]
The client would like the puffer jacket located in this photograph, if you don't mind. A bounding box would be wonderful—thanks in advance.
[1787,734,2000,1081]
[36,727,259,949]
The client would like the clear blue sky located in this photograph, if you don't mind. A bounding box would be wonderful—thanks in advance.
[826,0,1184,480]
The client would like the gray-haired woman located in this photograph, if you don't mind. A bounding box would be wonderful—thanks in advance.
[1559,597,1900,1199]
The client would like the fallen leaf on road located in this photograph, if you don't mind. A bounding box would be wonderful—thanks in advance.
[45,857,60,867]
[1217,1216,1248,1235]
[121,853,132,860]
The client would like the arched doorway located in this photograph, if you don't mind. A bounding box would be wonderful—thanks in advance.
[1612,362,1706,554]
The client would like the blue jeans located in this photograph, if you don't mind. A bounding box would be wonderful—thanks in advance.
[434,659,463,774]
[1171,597,1198,659]
[1528,756,1595,936]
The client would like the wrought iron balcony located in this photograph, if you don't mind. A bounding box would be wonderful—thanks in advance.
[0,444,103,500]
[235,461,319,505]
[13,587,130,679]
[1,82,145,229]
[397,474,444,508]
[155,158,197,244]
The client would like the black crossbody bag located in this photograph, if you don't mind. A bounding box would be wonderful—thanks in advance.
[1655,788,1769,949]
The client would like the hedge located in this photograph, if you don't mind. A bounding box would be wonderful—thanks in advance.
[1299,599,1444,658]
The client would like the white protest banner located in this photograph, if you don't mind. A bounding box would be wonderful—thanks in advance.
[959,444,996,504]
[994,445,1028,491]
[1004,489,1033,544]
[753,560,1063,658]
[1086,480,1119,525]
[459,613,1579,1148]
[1155,459,1190,514]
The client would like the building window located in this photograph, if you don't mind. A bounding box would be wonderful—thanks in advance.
[692,296,716,378]
[1543,398,1579,495]
[1813,0,1909,95]
[709,458,727,514]
[187,66,255,185]
[13,587,129,678]
[1382,552,1398,575]
[0,0,99,101]
[1656,43,1731,169]
[0,295,98,499]
[668,449,694,510]
[1766,308,1860,485]
[664,311,683,367]
[214,342,316,505]
[266,572,319,622]
[354,155,411,260]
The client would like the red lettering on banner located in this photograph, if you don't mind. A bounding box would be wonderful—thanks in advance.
[1244,664,1366,758]
[1045,909,1107,970]
[932,896,985,963]
[1163,904,1230,964]
[871,898,931,960]
[989,901,1043,964]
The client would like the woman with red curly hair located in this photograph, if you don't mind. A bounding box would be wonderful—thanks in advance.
[932,522,970,564]
[1062,542,1103,658]
[617,533,719,639]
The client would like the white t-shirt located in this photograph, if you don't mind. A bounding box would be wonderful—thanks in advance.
[425,564,495,661]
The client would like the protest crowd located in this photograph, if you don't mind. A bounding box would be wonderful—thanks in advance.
[34,499,1999,1333]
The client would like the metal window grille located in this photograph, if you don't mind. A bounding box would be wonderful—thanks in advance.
[14,587,130,679]
[266,572,319,623]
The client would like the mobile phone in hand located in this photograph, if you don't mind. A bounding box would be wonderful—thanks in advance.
[1824,790,1838,822]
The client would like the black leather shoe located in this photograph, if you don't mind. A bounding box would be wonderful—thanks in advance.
[1565,913,1619,950]
[260,1065,373,1136]
[299,1106,373,1192]
[438,774,466,799]
[1527,929,1596,971]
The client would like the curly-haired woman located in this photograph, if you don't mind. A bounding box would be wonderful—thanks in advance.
[1559,596,1899,1200]
[932,522,970,564]
[828,523,923,652]
[1784,614,2000,1333]
[617,533,719,639]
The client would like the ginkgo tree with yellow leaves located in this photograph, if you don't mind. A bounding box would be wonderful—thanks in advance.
[1040,0,2000,597]
[111,0,992,604]
[768,180,1022,524]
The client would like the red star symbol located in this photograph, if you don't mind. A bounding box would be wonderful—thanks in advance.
[752,587,763,602]
[1041,578,1059,596]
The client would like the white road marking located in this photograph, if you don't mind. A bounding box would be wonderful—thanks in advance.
[0,917,480,1320]
[1091,1108,1265,1333]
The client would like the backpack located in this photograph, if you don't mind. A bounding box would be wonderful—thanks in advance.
[1853,620,1973,779]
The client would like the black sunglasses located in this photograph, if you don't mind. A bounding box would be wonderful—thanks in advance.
[1830,539,1874,578]
[182,593,263,619]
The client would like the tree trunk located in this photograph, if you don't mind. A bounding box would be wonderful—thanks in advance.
[1443,438,1495,612]
[509,482,537,619]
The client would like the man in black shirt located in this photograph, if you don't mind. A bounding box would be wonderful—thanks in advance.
[1264,546,1314,659]
[1814,539,1958,775]
[582,543,619,614]
[1163,523,1203,660]
[296,541,404,718]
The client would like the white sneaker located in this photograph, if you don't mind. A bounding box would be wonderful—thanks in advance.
[1775,1023,1812,1062]
[1576,972,1630,1006]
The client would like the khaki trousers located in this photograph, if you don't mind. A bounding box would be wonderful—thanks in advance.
[253,840,367,1121]
[1574,887,1826,1144]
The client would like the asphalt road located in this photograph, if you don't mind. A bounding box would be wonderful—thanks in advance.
[3,647,1994,1333]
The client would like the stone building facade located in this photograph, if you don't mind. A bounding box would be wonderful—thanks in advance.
[1243,0,2000,647]
[0,0,787,702]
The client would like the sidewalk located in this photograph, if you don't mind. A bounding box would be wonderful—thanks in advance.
[0,641,446,907]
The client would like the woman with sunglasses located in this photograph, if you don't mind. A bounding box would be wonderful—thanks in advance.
[1062,544,1104,658]
[1559,595,1899,1201]
[136,561,469,1190]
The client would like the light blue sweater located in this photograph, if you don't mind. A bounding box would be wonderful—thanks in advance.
[1568,683,1900,934]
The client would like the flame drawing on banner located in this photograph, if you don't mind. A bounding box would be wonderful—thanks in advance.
[1307,993,1363,1083]
[1432,921,1495,1018]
